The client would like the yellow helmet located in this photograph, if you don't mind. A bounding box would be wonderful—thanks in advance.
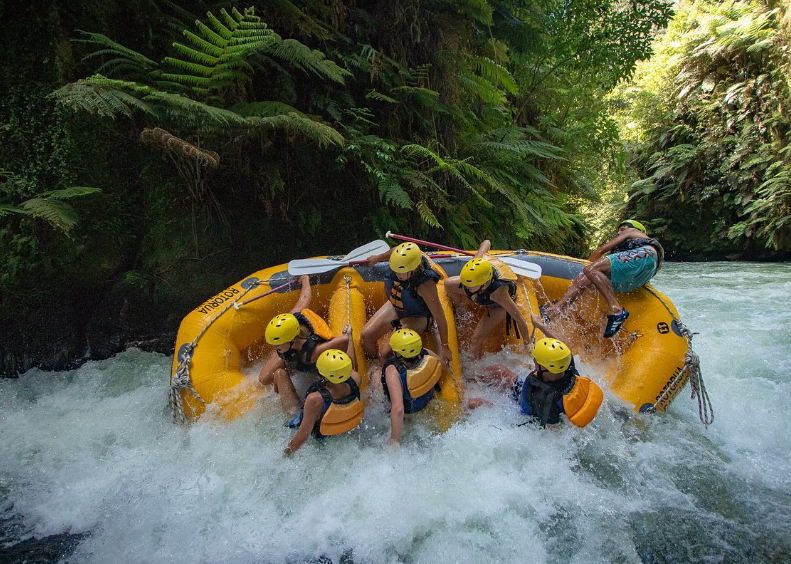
[620,219,647,234]
[460,258,494,287]
[389,243,422,272]
[533,338,572,374]
[316,349,353,384]
[265,313,300,345]
[389,329,423,358]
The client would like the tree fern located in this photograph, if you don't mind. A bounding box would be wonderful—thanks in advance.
[0,172,100,235]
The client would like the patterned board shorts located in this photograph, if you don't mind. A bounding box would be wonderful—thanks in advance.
[608,246,658,292]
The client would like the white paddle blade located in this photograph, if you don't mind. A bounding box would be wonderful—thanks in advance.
[342,239,390,262]
[287,258,347,276]
[499,256,542,279]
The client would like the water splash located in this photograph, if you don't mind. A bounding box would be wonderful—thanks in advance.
[2,263,790,563]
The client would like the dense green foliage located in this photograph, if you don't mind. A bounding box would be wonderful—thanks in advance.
[616,0,791,259]
[0,0,706,374]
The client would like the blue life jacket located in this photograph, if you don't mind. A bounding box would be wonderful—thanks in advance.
[381,350,436,414]
[384,256,441,318]
[289,378,362,439]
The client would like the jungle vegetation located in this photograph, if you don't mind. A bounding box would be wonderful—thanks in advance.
[0,0,788,374]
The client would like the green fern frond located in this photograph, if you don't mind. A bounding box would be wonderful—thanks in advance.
[391,86,440,108]
[194,20,228,47]
[366,90,399,104]
[38,187,102,200]
[244,112,344,147]
[264,39,349,83]
[180,30,224,57]
[77,31,158,78]
[0,204,25,217]
[145,91,250,126]
[416,200,442,228]
[378,177,414,209]
[206,11,233,40]
[170,43,220,66]
[51,78,155,118]
[21,199,79,234]
[471,57,518,95]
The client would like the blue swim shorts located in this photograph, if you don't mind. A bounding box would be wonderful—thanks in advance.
[608,246,658,292]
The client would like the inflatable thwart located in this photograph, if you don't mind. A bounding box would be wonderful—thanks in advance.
[169,248,707,426]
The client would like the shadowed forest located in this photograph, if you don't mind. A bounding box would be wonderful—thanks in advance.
[1,0,789,375]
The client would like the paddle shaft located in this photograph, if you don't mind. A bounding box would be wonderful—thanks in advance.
[237,280,293,307]
[386,232,541,279]
[387,232,474,256]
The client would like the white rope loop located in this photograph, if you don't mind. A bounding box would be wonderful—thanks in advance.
[643,286,713,426]
[167,278,281,422]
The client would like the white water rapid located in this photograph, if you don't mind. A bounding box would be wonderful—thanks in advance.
[2,262,790,563]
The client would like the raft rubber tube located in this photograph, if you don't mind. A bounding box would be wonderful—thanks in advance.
[171,250,690,422]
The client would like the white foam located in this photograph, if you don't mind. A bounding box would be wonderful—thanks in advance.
[2,263,791,563]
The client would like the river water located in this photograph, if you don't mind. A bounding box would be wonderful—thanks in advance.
[1,262,790,564]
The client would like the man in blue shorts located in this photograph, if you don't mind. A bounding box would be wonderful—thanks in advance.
[541,220,664,338]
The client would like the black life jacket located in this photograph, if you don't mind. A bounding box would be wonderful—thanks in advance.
[612,237,665,269]
[519,361,578,428]
[277,333,326,374]
[461,270,520,339]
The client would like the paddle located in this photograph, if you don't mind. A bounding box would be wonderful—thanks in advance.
[233,280,294,309]
[287,239,391,276]
[385,232,542,279]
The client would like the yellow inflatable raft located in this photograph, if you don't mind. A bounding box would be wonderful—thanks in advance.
[169,249,696,423]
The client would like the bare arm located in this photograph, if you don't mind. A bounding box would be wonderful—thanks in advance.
[491,286,530,343]
[530,313,566,342]
[418,282,452,365]
[384,365,405,445]
[311,335,351,363]
[284,393,322,456]
[474,239,492,258]
[588,228,643,262]
[290,275,313,313]
[367,247,394,267]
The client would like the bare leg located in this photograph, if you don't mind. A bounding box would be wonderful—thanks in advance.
[468,307,507,358]
[443,276,467,309]
[258,353,284,386]
[360,302,399,358]
[272,367,300,416]
[583,259,622,314]
[548,272,594,315]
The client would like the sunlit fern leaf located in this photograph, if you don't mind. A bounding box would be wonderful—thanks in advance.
[38,187,102,199]
[471,57,518,95]
[50,79,156,119]
[416,200,442,228]
[366,90,399,104]
[264,39,349,83]
[162,8,278,98]
[239,113,343,147]
[21,199,79,234]
[460,73,507,106]
[145,91,250,127]
[378,177,413,209]
[0,205,25,217]
[76,32,158,80]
